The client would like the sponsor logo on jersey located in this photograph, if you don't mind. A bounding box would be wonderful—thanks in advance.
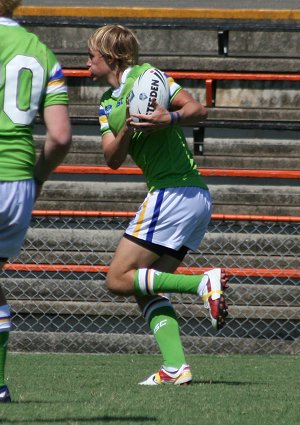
[105,105,112,115]
[116,98,124,108]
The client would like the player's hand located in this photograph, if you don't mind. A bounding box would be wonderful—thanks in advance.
[129,98,171,133]
[124,97,136,135]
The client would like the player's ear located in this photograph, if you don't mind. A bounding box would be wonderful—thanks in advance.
[105,54,115,66]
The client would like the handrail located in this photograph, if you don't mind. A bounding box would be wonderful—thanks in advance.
[31,210,300,223]
[63,69,300,81]
[14,6,300,21]
[62,69,300,107]
[3,262,300,278]
[54,165,300,179]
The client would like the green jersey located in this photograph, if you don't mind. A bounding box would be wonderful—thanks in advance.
[0,17,69,181]
[99,63,208,191]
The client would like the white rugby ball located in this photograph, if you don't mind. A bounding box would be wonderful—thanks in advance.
[129,68,170,119]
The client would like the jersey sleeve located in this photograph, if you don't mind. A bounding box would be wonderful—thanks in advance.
[43,48,69,107]
[99,104,112,136]
[165,72,182,102]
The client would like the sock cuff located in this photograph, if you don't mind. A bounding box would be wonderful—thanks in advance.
[0,304,11,332]
[142,295,173,324]
[134,268,158,296]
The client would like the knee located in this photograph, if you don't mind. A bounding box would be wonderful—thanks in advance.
[106,274,122,295]
[106,269,134,296]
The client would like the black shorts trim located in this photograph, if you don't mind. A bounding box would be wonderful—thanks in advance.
[0,257,8,263]
[124,233,188,261]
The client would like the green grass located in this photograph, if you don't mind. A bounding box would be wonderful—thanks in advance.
[1,353,300,425]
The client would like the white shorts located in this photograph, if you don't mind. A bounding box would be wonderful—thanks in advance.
[125,186,212,252]
[0,180,36,259]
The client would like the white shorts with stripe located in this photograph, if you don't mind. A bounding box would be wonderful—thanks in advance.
[125,186,212,252]
[0,180,36,259]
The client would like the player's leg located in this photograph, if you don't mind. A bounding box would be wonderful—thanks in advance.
[0,263,11,403]
[0,180,36,402]
[107,236,190,384]
[107,237,229,330]
[107,187,228,331]
[136,253,192,385]
[106,185,204,296]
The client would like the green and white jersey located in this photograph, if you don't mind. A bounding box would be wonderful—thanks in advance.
[99,63,208,192]
[0,18,69,181]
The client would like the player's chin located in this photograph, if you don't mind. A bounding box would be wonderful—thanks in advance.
[89,73,100,82]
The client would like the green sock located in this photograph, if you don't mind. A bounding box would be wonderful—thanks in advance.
[149,306,186,369]
[0,332,9,387]
[134,268,208,296]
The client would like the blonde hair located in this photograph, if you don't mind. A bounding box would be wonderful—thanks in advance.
[0,0,22,16]
[88,25,139,71]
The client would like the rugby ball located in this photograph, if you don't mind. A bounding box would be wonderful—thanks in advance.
[129,68,170,119]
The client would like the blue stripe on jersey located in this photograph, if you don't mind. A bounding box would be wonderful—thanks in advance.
[49,67,65,81]
[99,106,106,117]
[146,189,165,242]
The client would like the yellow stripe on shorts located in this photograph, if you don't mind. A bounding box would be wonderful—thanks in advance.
[133,198,149,237]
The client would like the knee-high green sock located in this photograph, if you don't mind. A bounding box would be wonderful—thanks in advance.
[143,297,186,368]
[134,268,208,297]
[0,332,9,387]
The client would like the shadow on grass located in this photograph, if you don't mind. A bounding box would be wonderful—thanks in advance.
[0,416,157,424]
[194,380,259,385]
[7,400,83,404]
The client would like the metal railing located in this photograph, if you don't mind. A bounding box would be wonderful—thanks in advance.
[2,211,299,355]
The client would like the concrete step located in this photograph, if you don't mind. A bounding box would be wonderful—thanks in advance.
[2,278,299,307]
[11,226,299,269]
[34,179,300,215]
[34,130,300,169]
[9,331,300,355]
[205,139,300,157]
[6,298,300,342]
[21,16,300,122]
[22,19,300,73]
[3,269,299,343]
[8,299,300,322]
[65,86,300,122]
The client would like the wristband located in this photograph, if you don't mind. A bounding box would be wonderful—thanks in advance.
[169,111,181,125]
[169,111,175,125]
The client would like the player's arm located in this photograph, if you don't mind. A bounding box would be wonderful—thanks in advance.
[34,104,72,188]
[130,89,207,131]
[170,88,208,125]
[102,122,134,170]
[101,102,134,170]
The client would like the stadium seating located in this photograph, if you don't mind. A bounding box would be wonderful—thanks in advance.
[2,7,299,355]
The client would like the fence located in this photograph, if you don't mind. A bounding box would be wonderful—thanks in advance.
[2,211,299,355]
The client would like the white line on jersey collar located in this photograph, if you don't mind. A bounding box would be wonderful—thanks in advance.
[112,67,132,98]
[0,17,20,27]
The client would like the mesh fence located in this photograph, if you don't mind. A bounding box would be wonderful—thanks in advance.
[2,214,300,354]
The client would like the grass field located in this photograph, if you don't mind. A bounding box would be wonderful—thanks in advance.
[1,352,299,425]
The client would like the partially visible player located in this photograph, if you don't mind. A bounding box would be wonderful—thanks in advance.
[0,0,72,402]
[87,24,229,386]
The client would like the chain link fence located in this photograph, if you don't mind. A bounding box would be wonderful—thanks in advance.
[1,214,299,354]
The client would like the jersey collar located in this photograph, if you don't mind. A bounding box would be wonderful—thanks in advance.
[112,67,132,98]
[0,17,20,26]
